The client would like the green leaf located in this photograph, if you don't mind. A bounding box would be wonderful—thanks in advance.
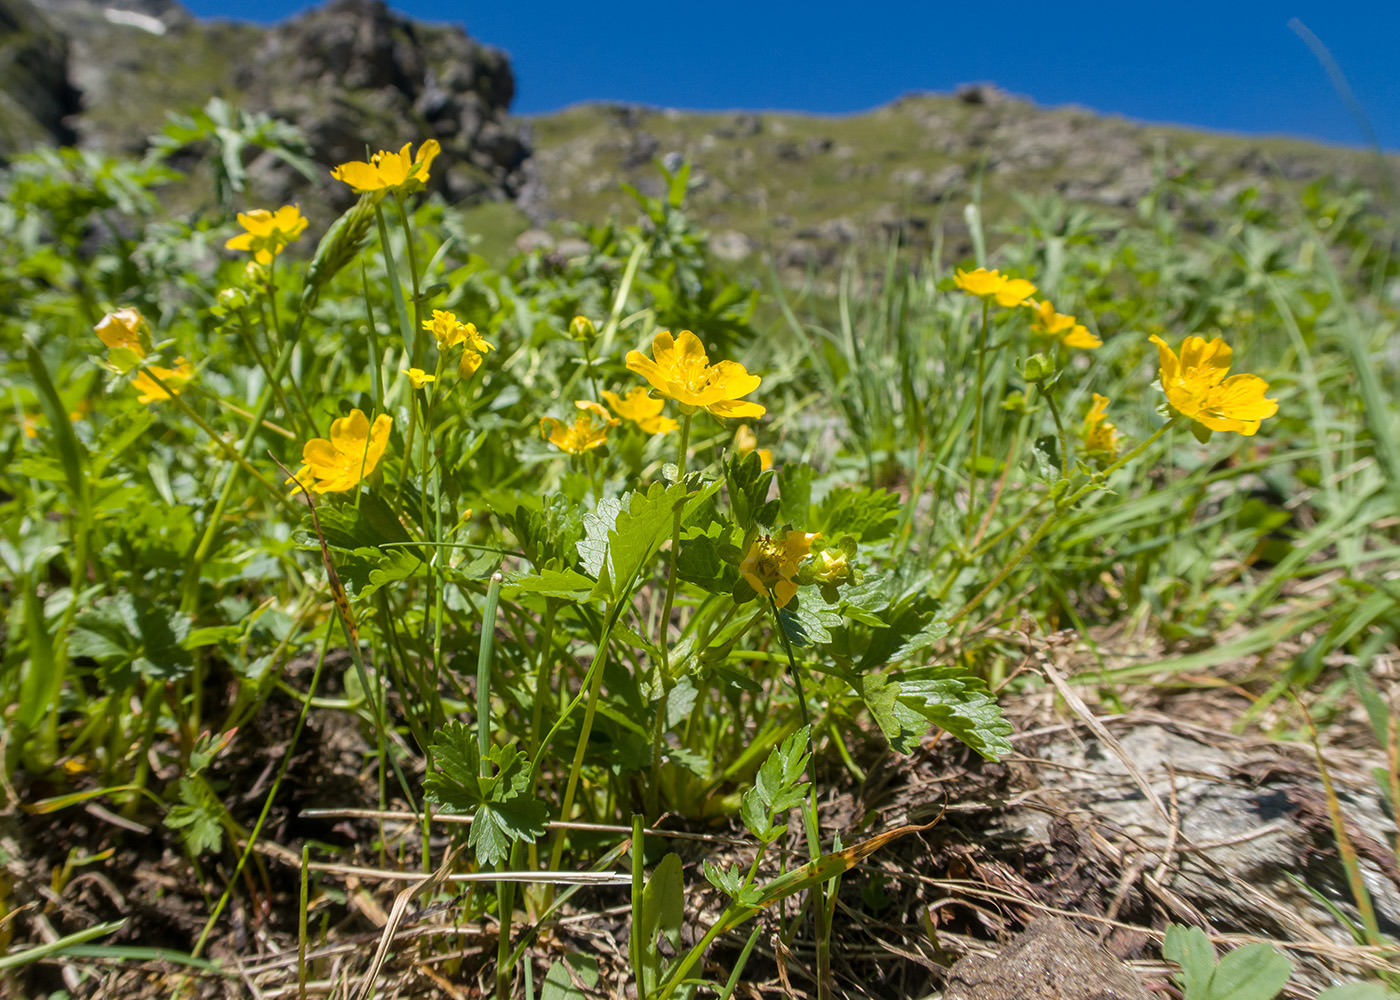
[164,777,223,855]
[812,486,899,542]
[853,671,929,754]
[576,496,621,580]
[895,665,1013,761]
[725,450,775,530]
[703,859,758,904]
[1163,924,1293,1000]
[603,481,690,600]
[423,723,548,867]
[777,598,842,647]
[778,463,814,525]
[506,567,597,601]
[741,726,811,842]
[541,954,599,1000]
[70,593,192,682]
[640,854,684,988]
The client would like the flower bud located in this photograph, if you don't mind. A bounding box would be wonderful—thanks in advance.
[569,315,597,343]
[1022,352,1056,383]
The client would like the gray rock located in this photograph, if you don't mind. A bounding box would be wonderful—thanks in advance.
[943,917,1151,1000]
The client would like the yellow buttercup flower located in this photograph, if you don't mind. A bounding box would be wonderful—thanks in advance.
[1029,300,1101,349]
[739,530,819,609]
[95,307,151,371]
[286,409,393,494]
[1149,334,1278,436]
[625,330,764,419]
[733,423,773,470]
[225,205,308,265]
[423,310,493,376]
[1082,393,1121,460]
[131,358,194,405]
[954,267,1037,308]
[602,387,678,435]
[331,140,441,195]
[540,401,617,455]
[402,368,435,388]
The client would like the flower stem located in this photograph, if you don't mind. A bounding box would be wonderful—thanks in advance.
[768,595,830,1000]
[1041,383,1072,477]
[649,412,692,813]
[965,298,991,546]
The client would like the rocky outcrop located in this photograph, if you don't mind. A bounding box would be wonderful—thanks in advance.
[0,0,81,153]
[2,0,527,206]
[234,0,528,205]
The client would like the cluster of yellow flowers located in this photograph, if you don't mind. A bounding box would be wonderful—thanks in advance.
[954,267,1101,349]
[81,137,1278,617]
[538,326,768,457]
[954,265,1277,443]
[94,306,195,403]
[424,309,494,377]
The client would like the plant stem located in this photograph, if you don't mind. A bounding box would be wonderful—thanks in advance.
[649,412,692,812]
[768,595,830,1000]
[965,297,991,544]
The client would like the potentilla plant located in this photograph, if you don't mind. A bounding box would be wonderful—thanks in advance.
[1,133,1294,1000]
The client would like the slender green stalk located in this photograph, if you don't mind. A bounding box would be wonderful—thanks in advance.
[649,412,693,812]
[477,574,504,767]
[1040,383,1072,477]
[298,844,310,1000]
[965,298,991,543]
[630,814,647,1000]
[395,193,426,358]
[361,264,383,412]
[768,595,830,1000]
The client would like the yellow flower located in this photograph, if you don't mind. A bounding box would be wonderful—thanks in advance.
[286,409,393,494]
[625,330,764,418]
[1029,300,1102,349]
[131,358,195,405]
[1149,334,1278,436]
[954,267,1037,308]
[331,140,441,195]
[739,530,819,609]
[1082,393,1121,460]
[733,423,773,470]
[424,310,493,376]
[95,307,148,353]
[225,205,308,265]
[402,367,436,388]
[602,387,678,435]
[540,401,617,455]
[22,412,39,438]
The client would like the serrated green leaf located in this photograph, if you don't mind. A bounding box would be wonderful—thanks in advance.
[853,672,928,754]
[164,777,223,855]
[703,859,745,899]
[777,598,842,647]
[506,567,597,600]
[576,496,621,579]
[741,726,811,842]
[813,486,899,542]
[602,481,689,600]
[895,665,1013,760]
[424,723,548,867]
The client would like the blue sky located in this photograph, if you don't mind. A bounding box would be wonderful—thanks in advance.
[191,1,1399,149]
